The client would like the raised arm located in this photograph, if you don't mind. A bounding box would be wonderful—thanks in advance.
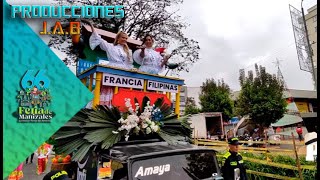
[138,45,146,58]
[82,20,113,52]
[82,20,95,32]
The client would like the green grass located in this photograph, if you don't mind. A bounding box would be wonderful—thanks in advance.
[217,152,316,180]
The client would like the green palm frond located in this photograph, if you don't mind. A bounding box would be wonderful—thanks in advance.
[101,133,123,149]
[158,131,188,145]
[54,137,86,155]
[72,142,95,162]
[162,114,178,121]
[160,103,172,116]
[141,96,150,111]
[53,105,123,161]
[84,128,118,143]
[53,97,193,161]
[154,97,164,107]
[159,116,193,143]
[53,129,85,140]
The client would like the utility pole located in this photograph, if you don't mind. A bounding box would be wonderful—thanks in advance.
[301,0,317,90]
[273,59,284,85]
[274,59,301,115]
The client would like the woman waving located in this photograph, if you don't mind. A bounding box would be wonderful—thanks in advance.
[133,34,171,74]
[86,21,134,70]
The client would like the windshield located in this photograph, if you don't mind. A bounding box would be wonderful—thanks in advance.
[130,151,221,180]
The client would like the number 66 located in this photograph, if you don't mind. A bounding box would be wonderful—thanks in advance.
[21,70,50,90]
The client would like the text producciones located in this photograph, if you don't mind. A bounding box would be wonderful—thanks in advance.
[11,5,124,18]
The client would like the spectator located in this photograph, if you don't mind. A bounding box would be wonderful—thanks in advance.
[25,153,34,164]
[296,124,304,141]
[276,127,282,133]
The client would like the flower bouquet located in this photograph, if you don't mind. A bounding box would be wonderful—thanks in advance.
[52,96,192,161]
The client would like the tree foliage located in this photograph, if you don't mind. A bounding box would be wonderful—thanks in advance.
[199,79,233,121]
[185,97,200,115]
[49,0,200,74]
[236,64,287,127]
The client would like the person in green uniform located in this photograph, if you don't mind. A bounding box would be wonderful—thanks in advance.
[221,137,248,180]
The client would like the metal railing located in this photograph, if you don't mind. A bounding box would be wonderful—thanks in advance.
[193,135,316,180]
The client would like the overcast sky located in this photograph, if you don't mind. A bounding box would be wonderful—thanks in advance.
[8,0,317,91]
[177,0,317,91]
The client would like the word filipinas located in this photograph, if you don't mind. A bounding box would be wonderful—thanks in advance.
[11,5,124,18]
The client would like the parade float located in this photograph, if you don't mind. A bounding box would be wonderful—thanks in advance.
[50,25,196,179]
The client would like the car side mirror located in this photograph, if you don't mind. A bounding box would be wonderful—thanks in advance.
[234,168,240,180]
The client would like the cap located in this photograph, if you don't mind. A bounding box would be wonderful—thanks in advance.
[228,137,239,145]
[43,170,71,180]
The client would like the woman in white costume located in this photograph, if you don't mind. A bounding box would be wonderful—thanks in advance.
[133,34,171,74]
[83,21,134,108]
[87,21,133,70]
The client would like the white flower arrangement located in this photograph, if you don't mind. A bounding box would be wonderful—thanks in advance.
[112,98,161,141]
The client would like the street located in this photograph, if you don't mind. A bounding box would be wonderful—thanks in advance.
[5,155,54,180]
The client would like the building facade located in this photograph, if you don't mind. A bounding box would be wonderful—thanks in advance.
[305,5,317,88]
[186,87,201,108]
[172,86,203,116]
[179,86,187,116]
[284,89,317,132]
[231,89,317,132]
[172,86,188,116]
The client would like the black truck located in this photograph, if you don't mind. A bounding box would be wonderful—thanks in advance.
[96,139,224,180]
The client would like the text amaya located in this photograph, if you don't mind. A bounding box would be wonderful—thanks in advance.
[135,164,170,178]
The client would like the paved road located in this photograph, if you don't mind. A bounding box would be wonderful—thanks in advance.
[5,155,54,180]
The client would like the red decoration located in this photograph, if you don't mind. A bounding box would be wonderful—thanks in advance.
[112,89,172,112]
[287,97,294,104]
[296,127,303,134]
[72,34,80,45]
[37,157,46,174]
[155,47,166,54]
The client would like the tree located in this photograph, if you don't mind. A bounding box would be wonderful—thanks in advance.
[185,97,200,115]
[49,0,200,73]
[236,64,287,128]
[199,79,233,121]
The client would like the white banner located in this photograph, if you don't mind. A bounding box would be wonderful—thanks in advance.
[147,80,178,93]
[102,73,144,89]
